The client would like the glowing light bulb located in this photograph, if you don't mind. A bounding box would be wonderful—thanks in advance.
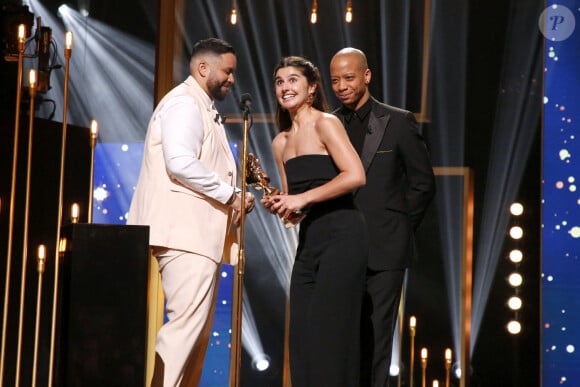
[230,9,237,25]
[508,296,522,310]
[345,1,353,23]
[71,203,79,223]
[18,24,26,42]
[507,320,521,334]
[29,69,36,87]
[90,119,99,139]
[509,249,523,263]
[310,0,318,24]
[510,202,524,216]
[65,31,73,50]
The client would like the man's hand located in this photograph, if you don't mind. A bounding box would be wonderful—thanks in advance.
[230,192,255,226]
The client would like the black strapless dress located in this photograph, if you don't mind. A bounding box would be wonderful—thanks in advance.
[285,154,368,387]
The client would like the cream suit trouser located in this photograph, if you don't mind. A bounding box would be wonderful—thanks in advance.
[153,248,220,387]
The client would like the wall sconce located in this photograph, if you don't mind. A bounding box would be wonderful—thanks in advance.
[310,0,318,24]
[345,0,353,23]
[230,1,238,25]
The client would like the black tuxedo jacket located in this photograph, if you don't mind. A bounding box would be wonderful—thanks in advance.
[336,97,436,270]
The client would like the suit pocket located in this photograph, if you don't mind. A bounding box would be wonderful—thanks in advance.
[169,182,205,199]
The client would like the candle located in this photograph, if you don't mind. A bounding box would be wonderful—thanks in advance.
[18,24,26,42]
[445,348,452,362]
[410,316,416,328]
[58,237,68,253]
[29,69,36,87]
[65,31,73,50]
[421,348,428,360]
[71,203,79,223]
[90,119,98,139]
[37,244,46,273]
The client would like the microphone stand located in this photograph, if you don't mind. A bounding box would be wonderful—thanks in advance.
[230,101,251,387]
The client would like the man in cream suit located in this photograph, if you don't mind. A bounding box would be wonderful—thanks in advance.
[128,38,254,387]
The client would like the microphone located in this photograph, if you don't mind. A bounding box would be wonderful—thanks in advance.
[239,93,252,113]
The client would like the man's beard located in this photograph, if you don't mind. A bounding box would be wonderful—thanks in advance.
[208,78,229,101]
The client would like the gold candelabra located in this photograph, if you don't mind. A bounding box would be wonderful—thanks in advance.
[409,316,416,387]
[421,347,428,387]
[48,30,73,387]
[88,119,98,223]
[1,24,27,384]
[15,68,38,385]
[445,348,452,387]
[32,245,46,387]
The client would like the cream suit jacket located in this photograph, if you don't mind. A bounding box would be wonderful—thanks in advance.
[127,76,238,263]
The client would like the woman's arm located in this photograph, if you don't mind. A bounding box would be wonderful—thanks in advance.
[271,113,365,219]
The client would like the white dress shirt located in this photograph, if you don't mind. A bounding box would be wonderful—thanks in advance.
[157,89,235,204]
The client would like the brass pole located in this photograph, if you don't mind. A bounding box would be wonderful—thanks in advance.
[1,24,27,385]
[15,68,37,385]
[460,168,474,387]
[420,348,427,387]
[32,245,46,387]
[48,31,73,387]
[88,120,98,223]
[444,348,452,387]
[409,316,416,387]
[230,103,251,387]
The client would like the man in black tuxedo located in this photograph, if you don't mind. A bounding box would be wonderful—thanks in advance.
[330,47,436,387]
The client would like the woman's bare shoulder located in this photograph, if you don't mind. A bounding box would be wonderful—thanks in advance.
[315,112,345,134]
[272,132,288,153]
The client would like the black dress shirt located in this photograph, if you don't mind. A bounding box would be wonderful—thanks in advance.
[340,98,372,154]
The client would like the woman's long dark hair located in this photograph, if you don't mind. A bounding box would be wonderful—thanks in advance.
[273,56,330,132]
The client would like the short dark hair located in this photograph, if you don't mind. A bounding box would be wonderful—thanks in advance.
[273,56,330,132]
[190,38,235,60]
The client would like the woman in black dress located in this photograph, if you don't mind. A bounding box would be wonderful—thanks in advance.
[264,56,369,387]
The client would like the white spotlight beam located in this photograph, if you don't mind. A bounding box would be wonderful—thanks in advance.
[29,0,154,142]
[471,4,541,354]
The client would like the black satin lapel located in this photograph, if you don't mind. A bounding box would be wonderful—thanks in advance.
[360,112,390,171]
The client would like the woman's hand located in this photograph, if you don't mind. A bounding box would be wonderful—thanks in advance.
[269,193,306,221]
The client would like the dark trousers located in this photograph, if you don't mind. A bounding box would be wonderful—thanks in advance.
[360,269,405,387]
[288,244,366,386]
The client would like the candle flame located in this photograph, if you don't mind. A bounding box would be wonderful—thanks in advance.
[421,347,428,359]
[410,316,416,328]
[445,348,452,361]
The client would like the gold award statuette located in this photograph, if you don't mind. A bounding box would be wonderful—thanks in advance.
[246,153,305,228]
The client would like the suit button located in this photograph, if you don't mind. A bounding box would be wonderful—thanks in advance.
[228,171,233,176]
